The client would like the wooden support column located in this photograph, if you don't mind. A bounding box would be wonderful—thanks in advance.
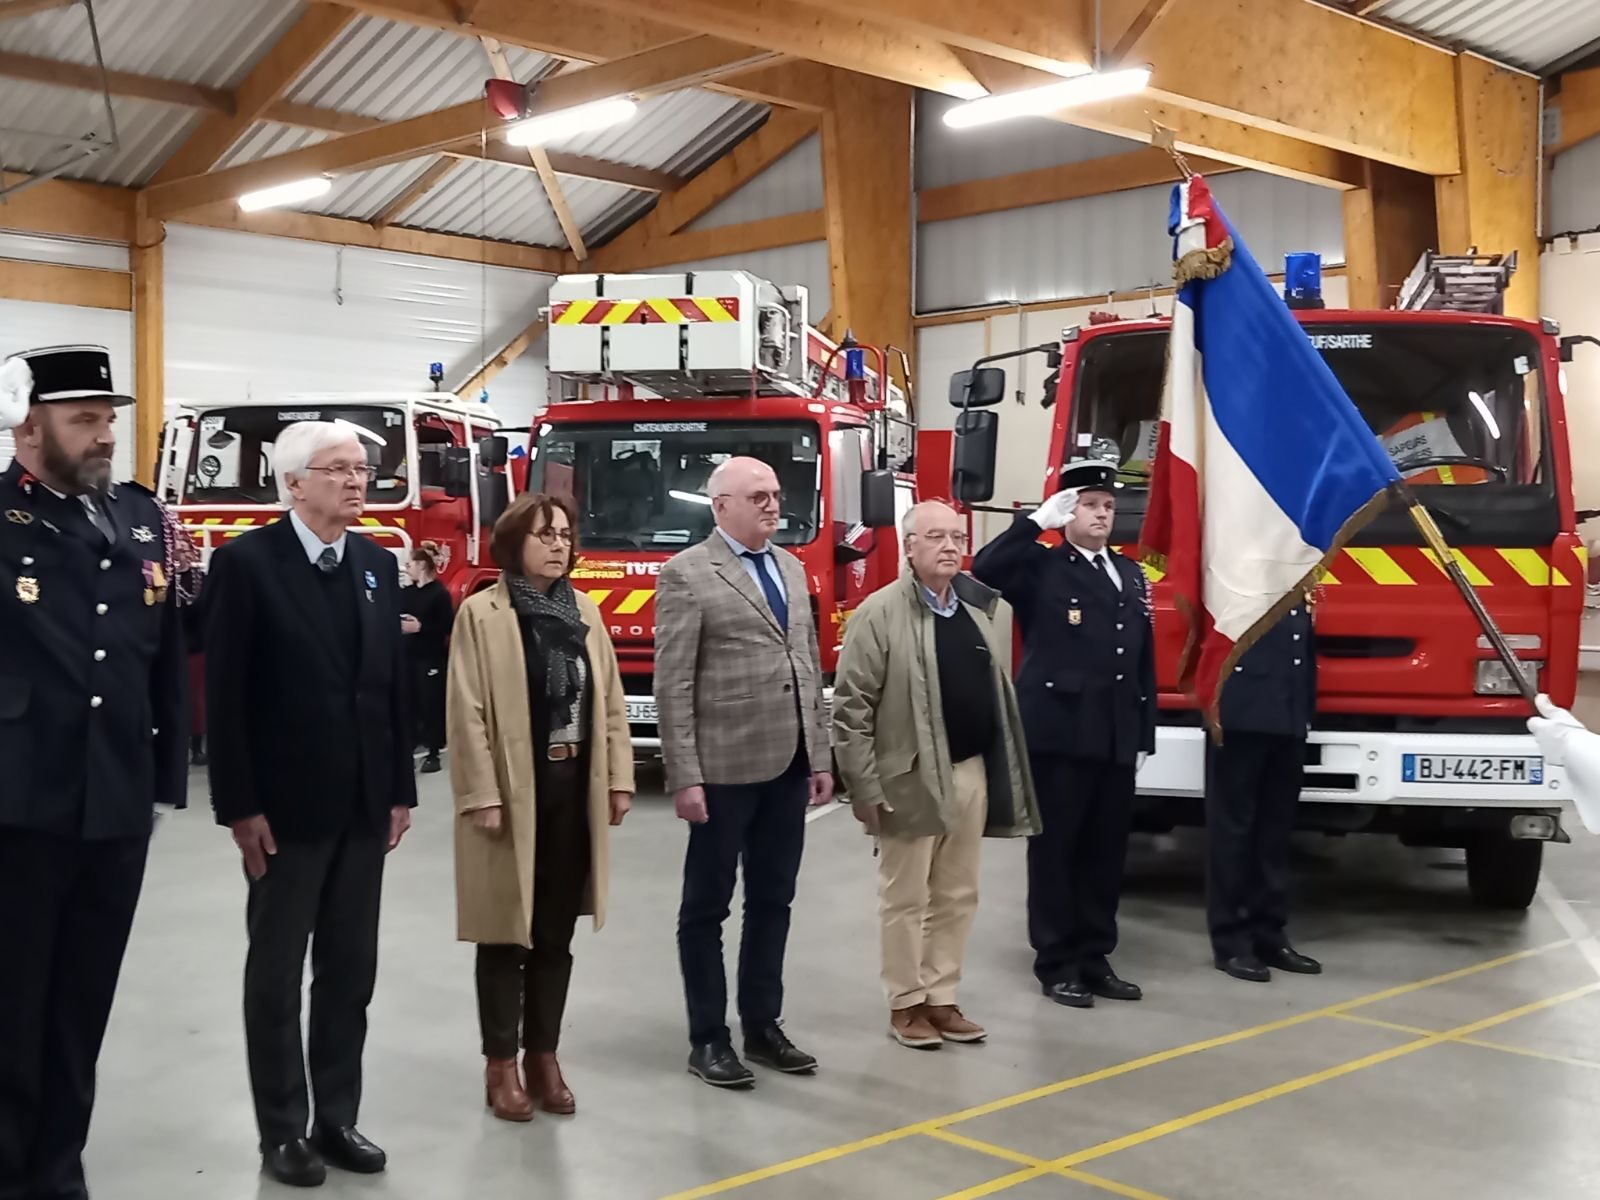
[819,69,913,367]
[1434,54,1541,318]
[132,201,165,487]
[1340,161,1438,310]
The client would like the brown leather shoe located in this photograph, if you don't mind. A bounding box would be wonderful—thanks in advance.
[924,1005,987,1044]
[484,1057,534,1122]
[888,1005,942,1049]
[526,1051,576,1115]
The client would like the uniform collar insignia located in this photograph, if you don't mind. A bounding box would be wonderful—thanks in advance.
[132,524,155,543]
[4,509,30,525]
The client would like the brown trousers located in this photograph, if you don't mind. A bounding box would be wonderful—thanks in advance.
[877,756,987,1011]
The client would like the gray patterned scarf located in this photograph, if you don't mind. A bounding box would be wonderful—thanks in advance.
[506,573,589,729]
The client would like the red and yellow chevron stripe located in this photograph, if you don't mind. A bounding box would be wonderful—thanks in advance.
[550,297,741,326]
[1124,544,1586,588]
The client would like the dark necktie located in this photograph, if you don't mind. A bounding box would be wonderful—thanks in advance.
[83,498,115,544]
[317,547,339,575]
[741,550,788,631]
[1090,553,1119,594]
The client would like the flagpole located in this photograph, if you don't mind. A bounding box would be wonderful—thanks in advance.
[1392,480,1540,706]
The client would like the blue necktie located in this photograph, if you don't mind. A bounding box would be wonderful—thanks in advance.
[742,550,788,631]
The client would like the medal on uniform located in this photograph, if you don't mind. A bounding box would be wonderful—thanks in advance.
[4,509,30,525]
[141,560,168,606]
[16,576,38,604]
[131,524,155,543]
[1068,608,1082,625]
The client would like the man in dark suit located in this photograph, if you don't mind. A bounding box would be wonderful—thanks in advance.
[1208,603,1322,982]
[205,420,416,1188]
[0,345,188,1200]
[972,458,1156,1010]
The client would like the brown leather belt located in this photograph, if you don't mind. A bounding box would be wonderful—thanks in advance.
[546,743,581,761]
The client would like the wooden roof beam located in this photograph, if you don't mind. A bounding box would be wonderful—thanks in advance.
[0,48,231,111]
[797,0,1089,76]
[142,37,776,219]
[1548,66,1600,158]
[0,0,76,20]
[370,157,458,228]
[453,317,548,400]
[0,170,134,240]
[150,5,356,184]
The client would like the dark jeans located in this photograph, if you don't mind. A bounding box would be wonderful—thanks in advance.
[678,751,809,1047]
[1205,733,1304,960]
[476,758,591,1057]
[1027,754,1135,985]
[243,826,386,1148]
[0,830,148,1200]
[412,660,446,755]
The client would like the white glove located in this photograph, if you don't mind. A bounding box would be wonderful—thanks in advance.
[0,357,30,433]
[1136,751,1149,773]
[1030,488,1080,531]
[1528,694,1600,835]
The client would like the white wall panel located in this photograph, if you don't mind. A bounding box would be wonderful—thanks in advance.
[163,225,551,427]
[1543,239,1600,528]
[916,171,1344,314]
[1551,138,1600,237]
[638,241,832,319]
[0,300,133,478]
[687,136,824,231]
[0,231,129,272]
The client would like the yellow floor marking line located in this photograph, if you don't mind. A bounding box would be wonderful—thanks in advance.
[656,941,1569,1200]
[925,1130,1172,1200]
[1326,1012,1440,1037]
[1332,995,1600,1072]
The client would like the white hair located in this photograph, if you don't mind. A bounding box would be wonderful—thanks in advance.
[902,499,957,537]
[274,420,363,504]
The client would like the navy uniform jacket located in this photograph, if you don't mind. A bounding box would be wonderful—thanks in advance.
[204,516,417,842]
[972,514,1156,766]
[1218,604,1316,739]
[0,459,188,839]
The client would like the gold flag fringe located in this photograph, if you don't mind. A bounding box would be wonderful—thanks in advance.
[1174,237,1234,286]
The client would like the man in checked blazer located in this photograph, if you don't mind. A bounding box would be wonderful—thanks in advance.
[654,455,833,1089]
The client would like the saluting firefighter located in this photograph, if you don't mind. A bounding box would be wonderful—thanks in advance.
[1206,602,1322,982]
[0,346,189,1200]
[972,459,1155,1009]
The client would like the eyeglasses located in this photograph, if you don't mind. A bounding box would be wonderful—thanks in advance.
[532,528,573,545]
[913,530,969,547]
[305,464,374,482]
[716,489,784,507]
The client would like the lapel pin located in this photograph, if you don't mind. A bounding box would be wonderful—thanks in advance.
[16,576,39,604]
[1068,608,1082,625]
[132,525,155,543]
[5,509,30,525]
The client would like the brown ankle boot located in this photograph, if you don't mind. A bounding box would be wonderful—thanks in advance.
[525,1051,576,1115]
[484,1057,534,1122]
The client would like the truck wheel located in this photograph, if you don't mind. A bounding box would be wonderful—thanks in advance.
[1465,837,1542,910]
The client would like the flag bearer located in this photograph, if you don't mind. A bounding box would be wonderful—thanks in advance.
[0,346,189,1199]
[971,458,1156,1009]
[1207,603,1322,982]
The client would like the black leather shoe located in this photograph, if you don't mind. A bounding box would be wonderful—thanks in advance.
[420,754,442,774]
[313,1126,386,1174]
[1259,945,1322,975]
[1084,970,1143,1002]
[688,1042,755,1088]
[1216,954,1271,983]
[261,1139,326,1188]
[1041,979,1095,1008]
[744,1023,818,1074]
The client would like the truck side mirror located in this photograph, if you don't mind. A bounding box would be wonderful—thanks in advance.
[1560,334,1600,362]
[478,435,509,468]
[441,447,472,498]
[951,410,999,504]
[860,468,896,529]
[480,474,510,528]
[949,367,1006,408]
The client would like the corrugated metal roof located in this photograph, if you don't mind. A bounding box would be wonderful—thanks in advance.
[396,158,561,246]
[0,82,202,185]
[1375,0,1600,72]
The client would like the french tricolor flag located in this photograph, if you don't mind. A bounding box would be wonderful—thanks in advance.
[1140,175,1399,730]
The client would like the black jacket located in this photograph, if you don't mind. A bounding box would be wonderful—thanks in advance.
[972,514,1156,766]
[0,460,188,839]
[204,516,417,841]
[1218,604,1316,739]
[403,578,454,667]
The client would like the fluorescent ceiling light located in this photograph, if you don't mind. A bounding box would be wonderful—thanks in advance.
[238,176,332,212]
[1468,390,1501,440]
[506,98,637,147]
[669,489,712,506]
[943,67,1151,129]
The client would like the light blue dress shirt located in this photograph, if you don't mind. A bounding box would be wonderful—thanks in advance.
[289,509,348,566]
[716,526,787,610]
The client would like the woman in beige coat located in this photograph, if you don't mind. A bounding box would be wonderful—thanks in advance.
[447,492,634,1122]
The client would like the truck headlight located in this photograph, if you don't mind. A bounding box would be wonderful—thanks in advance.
[1475,659,1541,696]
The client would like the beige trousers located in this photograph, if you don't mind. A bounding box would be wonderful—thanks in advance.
[878,756,987,1011]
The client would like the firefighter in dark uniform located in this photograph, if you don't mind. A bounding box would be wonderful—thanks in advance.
[1207,601,1322,982]
[972,459,1156,1009]
[0,346,188,1200]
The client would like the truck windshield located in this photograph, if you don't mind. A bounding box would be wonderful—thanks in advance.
[182,406,410,505]
[529,420,821,550]
[1071,322,1547,493]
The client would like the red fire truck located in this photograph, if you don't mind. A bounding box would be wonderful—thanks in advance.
[948,254,1587,909]
[157,391,513,596]
[525,269,912,748]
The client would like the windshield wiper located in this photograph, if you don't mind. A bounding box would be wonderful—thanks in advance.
[1419,497,1473,536]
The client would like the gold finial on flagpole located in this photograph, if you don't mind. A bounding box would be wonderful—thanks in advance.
[1150,120,1194,180]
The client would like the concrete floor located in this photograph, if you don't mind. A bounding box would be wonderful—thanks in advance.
[90,740,1600,1200]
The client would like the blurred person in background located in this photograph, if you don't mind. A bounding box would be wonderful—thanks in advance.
[448,493,634,1121]
[402,541,454,774]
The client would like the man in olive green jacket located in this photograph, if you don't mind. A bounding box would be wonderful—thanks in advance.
[832,500,1040,1050]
